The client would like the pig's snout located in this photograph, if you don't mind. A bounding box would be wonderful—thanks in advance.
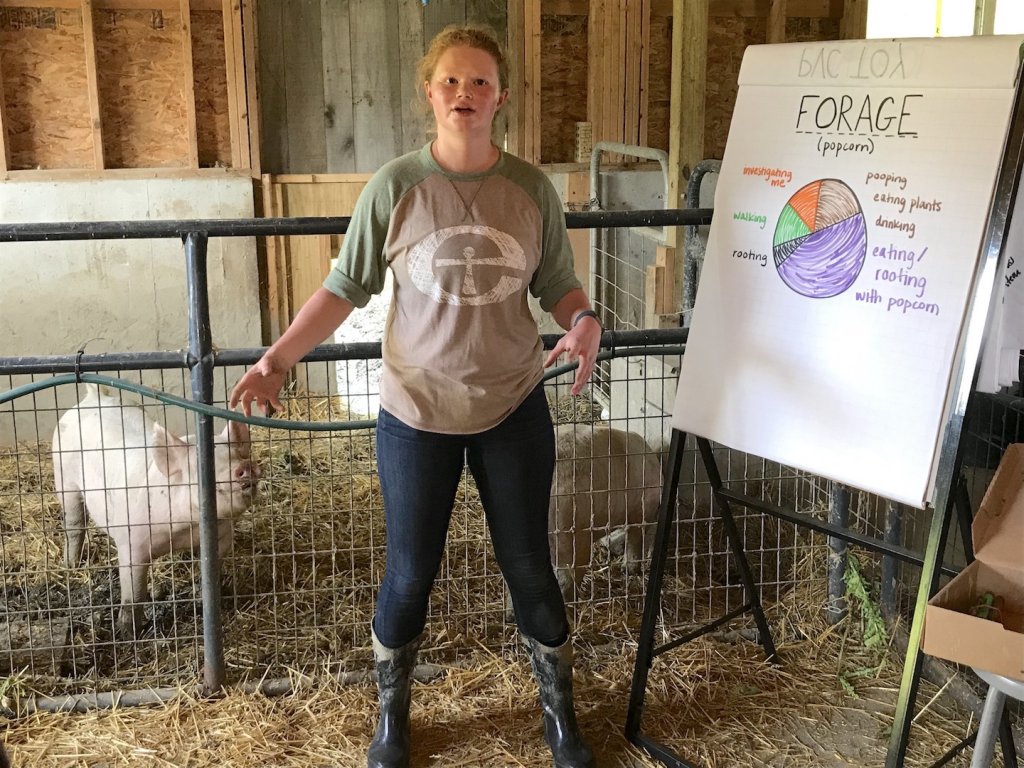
[233,459,261,491]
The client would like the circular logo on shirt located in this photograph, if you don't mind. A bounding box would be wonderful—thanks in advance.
[407,225,526,306]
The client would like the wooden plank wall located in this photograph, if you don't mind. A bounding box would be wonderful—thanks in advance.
[260,174,371,339]
[257,0,507,174]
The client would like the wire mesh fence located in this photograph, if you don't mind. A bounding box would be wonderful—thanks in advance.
[7,350,1013,702]
[0,209,1019,726]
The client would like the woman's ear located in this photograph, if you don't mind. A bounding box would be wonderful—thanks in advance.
[497,88,509,109]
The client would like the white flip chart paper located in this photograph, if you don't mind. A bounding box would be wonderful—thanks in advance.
[672,36,1024,508]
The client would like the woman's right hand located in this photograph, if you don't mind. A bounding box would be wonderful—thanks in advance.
[229,354,288,417]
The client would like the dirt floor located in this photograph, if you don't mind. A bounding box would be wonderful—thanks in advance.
[0,622,1009,768]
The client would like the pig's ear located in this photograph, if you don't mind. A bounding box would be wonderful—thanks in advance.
[223,419,250,446]
[151,423,189,478]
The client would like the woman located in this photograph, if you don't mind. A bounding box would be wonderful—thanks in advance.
[231,24,600,768]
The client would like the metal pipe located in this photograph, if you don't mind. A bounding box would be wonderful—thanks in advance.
[827,483,850,624]
[589,142,671,212]
[881,500,903,622]
[8,665,443,716]
[184,231,225,695]
[683,159,722,317]
[0,328,689,377]
[0,210,711,242]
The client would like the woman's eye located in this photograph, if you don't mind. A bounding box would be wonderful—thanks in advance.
[444,77,458,85]
[474,79,487,86]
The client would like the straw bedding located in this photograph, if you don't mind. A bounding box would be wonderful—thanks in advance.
[0,394,995,766]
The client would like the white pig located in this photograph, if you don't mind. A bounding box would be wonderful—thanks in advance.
[548,424,662,600]
[51,384,260,636]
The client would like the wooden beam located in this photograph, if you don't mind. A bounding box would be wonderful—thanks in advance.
[267,172,374,183]
[544,0,841,18]
[840,0,866,39]
[241,0,261,176]
[506,0,526,158]
[0,49,10,173]
[221,0,242,168]
[0,166,248,181]
[524,0,542,163]
[667,0,707,296]
[80,0,105,170]
[586,0,603,146]
[615,0,626,145]
[565,172,591,281]
[179,0,199,167]
[624,0,640,147]
[767,0,786,42]
[1,0,222,9]
[228,0,251,169]
[639,0,651,147]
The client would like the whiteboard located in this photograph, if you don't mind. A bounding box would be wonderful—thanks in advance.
[672,36,1024,509]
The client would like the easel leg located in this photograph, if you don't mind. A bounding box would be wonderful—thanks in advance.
[626,428,686,741]
[885,495,955,767]
[625,429,699,767]
[954,474,974,560]
[695,437,777,660]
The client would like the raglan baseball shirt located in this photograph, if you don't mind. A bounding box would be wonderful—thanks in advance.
[323,143,581,434]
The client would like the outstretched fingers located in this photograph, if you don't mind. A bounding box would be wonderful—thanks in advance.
[544,336,596,396]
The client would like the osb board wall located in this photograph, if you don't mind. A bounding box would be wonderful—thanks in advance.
[539,14,588,165]
[646,13,672,156]
[704,16,767,162]
[702,14,843,161]
[786,15,841,43]
[0,7,231,171]
[96,10,190,168]
[0,9,92,170]
[191,11,232,168]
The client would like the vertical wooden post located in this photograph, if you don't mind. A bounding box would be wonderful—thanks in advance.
[768,0,787,43]
[81,0,105,170]
[506,0,526,158]
[587,0,604,146]
[524,0,541,163]
[840,0,868,40]
[222,0,243,168]
[667,0,708,252]
[565,172,591,281]
[0,50,10,173]
[227,0,250,169]
[241,0,261,176]
[638,0,651,148]
[180,0,200,167]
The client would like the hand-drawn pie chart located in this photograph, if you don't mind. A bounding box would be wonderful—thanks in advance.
[772,179,867,298]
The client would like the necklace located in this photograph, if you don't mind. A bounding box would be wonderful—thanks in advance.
[447,175,488,223]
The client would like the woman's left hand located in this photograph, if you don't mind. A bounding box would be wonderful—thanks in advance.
[544,315,602,395]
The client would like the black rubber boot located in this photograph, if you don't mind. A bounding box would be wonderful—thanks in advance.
[523,634,597,768]
[367,629,421,768]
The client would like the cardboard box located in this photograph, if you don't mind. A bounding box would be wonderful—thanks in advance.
[923,443,1024,681]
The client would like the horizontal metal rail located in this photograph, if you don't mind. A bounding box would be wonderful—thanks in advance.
[0,209,712,242]
[0,329,687,376]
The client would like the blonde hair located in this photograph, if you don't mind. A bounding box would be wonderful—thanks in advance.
[417,24,509,93]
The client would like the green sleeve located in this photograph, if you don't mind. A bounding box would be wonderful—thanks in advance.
[530,174,583,312]
[322,170,396,309]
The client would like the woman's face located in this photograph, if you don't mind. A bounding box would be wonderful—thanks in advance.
[425,45,508,139]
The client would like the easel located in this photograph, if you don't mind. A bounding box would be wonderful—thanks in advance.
[625,55,1024,768]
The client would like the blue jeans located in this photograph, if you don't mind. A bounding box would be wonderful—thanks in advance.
[373,385,568,649]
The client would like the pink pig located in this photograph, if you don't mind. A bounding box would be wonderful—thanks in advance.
[52,385,260,636]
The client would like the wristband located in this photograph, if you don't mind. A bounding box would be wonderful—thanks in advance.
[572,309,601,329]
